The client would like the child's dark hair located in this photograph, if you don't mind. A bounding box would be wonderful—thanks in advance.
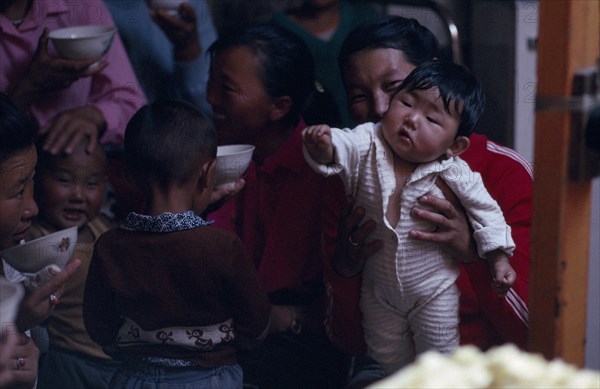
[0,92,37,163]
[124,100,217,189]
[398,61,485,137]
[208,23,315,126]
[339,15,440,72]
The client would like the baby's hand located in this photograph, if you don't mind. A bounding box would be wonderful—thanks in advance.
[301,124,334,164]
[487,250,516,296]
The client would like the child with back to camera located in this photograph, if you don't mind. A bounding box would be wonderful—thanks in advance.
[83,100,271,388]
[302,61,517,374]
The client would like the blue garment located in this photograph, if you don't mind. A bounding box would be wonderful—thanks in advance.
[105,0,217,115]
[109,360,242,389]
[124,210,212,232]
[38,346,121,389]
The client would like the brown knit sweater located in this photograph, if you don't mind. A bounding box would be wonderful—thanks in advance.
[83,225,271,368]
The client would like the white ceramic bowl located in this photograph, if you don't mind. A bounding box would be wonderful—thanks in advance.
[215,145,255,187]
[49,25,116,61]
[0,226,78,274]
[0,278,24,335]
[149,0,186,13]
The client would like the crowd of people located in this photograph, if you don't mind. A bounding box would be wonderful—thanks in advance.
[1,1,533,388]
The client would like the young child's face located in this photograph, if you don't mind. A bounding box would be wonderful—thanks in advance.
[381,86,461,163]
[36,146,106,231]
[0,146,38,251]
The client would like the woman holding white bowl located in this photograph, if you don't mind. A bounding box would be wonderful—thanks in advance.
[0,92,81,389]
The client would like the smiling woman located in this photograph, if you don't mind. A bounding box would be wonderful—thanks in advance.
[207,24,350,389]
[0,92,81,389]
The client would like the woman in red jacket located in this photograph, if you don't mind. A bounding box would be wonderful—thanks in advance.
[323,16,531,387]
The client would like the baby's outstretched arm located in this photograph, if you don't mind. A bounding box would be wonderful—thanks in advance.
[487,249,516,296]
[302,124,334,164]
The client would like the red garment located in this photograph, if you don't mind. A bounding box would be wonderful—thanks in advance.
[210,121,342,304]
[323,133,532,356]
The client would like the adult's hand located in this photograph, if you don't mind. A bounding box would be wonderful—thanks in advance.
[151,3,201,62]
[0,330,39,389]
[9,29,106,107]
[39,106,106,155]
[409,193,478,263]
[15,259,81,332]
[332,196,382,277]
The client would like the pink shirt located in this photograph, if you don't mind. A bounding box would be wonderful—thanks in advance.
[0,0,146,146]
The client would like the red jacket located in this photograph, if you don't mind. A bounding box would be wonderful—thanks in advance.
[323,133,532,355]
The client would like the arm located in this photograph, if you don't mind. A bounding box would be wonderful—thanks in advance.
[8,29,109,155]
[441,159,515,259]
[302,124,335,164]
[81,4,147,148]
[151,2,216,114]
[15,259,81,331]
[8,29,105,109]
[462,146,532,348]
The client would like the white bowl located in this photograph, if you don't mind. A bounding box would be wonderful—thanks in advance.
[150,0,186,13]
[0,278,24,335]
[0,227,78,274]
[49,25,116,61]
[215,145,255,187]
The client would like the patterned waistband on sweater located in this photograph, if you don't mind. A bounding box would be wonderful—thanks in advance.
[116,317,235,351]
[138,356,195,368]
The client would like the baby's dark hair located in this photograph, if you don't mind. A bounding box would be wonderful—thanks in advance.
[339,15,439,72]
[0,92,36,163]
[124,100,217,189]
[208,23,315,126]
[399,61,485,137]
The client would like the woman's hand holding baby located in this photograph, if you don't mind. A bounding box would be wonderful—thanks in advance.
[409,195,478,263]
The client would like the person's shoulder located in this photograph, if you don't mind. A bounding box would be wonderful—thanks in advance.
[346,1,380,24]
[186,225,243,246]
[464,133,533,180]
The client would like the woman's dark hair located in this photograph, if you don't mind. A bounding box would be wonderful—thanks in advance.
[208,23,316,126]
[124,100,217,189]
[0,92,37,163]
[339,15,440,71]
[398,61,485,137]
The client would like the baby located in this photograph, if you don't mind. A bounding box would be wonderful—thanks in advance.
[302,61,516,374]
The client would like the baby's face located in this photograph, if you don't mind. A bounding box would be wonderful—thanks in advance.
[381,86,461,163]
[36,146,106,231]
